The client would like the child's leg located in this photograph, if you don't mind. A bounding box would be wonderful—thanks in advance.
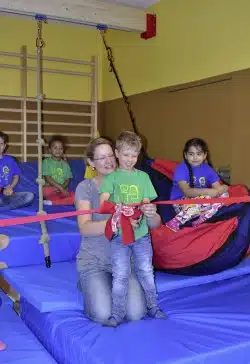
[166,202,202,232]
[0,192,34,211]
[48,191,75,206]
[104,235,131,327]
[43,186,58,200]
[43,187,74,205]
[132,234,167,319]
[192,193,229,227]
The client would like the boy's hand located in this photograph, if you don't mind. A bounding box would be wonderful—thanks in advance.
[3,186,13,196]
[130,216,142,229]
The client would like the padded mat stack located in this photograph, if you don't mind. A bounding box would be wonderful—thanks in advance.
[0,290,57,364]
[3,260,250,363]
[2,159,250,363]
[19,273,250,364]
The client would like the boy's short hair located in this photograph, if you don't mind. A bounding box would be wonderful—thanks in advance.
[116,131,142,152]
[0,131,9,144]
[48,135,67,149]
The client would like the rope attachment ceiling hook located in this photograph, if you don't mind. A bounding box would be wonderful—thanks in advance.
[35,14,47,49]
[97,25,148,158]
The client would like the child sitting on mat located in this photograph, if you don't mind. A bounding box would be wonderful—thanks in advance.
[166,137,228,232]
[100,131,167,327]
[0,131,34,211]
[42,135,74,205]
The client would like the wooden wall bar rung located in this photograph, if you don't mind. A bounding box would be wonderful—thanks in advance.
[1,46,98,161]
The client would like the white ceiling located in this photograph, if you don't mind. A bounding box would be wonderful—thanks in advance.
[98,0,159,8]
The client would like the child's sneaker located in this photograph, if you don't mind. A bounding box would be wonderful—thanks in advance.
[148,307,167,320]
[103,316,120,328]
[165,218,180,232]
[43,200,53,206]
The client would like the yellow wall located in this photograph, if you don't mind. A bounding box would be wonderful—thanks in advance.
[3,0,250,102]
[0,16,103,101]
[103,0,250,101]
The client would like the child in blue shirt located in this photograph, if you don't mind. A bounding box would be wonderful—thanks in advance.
[0,131,34,211]
[167,138,228,232]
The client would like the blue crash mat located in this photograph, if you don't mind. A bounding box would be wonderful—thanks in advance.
[0,304,57,364]
[20,274,250,364]
[0,289,11,306]
[3,258,250,312]
[0,159,85,268]
[0,202,81,267]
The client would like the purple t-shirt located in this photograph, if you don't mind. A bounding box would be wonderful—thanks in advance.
[0,155,21,190]
[170,161,220,200]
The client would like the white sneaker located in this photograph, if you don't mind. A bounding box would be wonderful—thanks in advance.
[43,200,53,205]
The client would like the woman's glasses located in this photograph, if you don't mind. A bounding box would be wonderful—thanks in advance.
[93,154,115,162]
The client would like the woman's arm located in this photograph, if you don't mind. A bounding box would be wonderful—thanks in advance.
[100,192,110,206]
[76,199,107,237]
[140,203,161,229]
[178,181,220,198]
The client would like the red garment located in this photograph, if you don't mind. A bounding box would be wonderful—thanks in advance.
[152,218,238,269]
[228,184,249,197]
[151,159,178,180]
[43,186,75,206]
[149,158,248,268]
[100,201,142,245]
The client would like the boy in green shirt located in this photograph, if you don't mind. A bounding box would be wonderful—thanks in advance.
[42,135,74,205]
[100,131,167,327]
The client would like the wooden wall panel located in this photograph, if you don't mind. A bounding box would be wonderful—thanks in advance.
[102,73,250,184]
[1,98,103,160]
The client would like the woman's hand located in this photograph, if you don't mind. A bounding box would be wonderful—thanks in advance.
[140,202,158,218]
[130,216,142,229]
[140,202,161,229]
[129,203,159,229]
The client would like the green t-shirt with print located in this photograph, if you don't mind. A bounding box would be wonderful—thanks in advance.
[42,157,72,186]
[99,168,157,240]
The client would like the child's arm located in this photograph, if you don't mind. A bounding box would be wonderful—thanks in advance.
[10,175,19,189]
[44,175,63,191]
[178,181,220,198]
[139,174,161,229]
[3,175,19,196]
[211,181,228,196]
[62,163,72,190]
[62,178,70,189]
[43,176,68,196]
